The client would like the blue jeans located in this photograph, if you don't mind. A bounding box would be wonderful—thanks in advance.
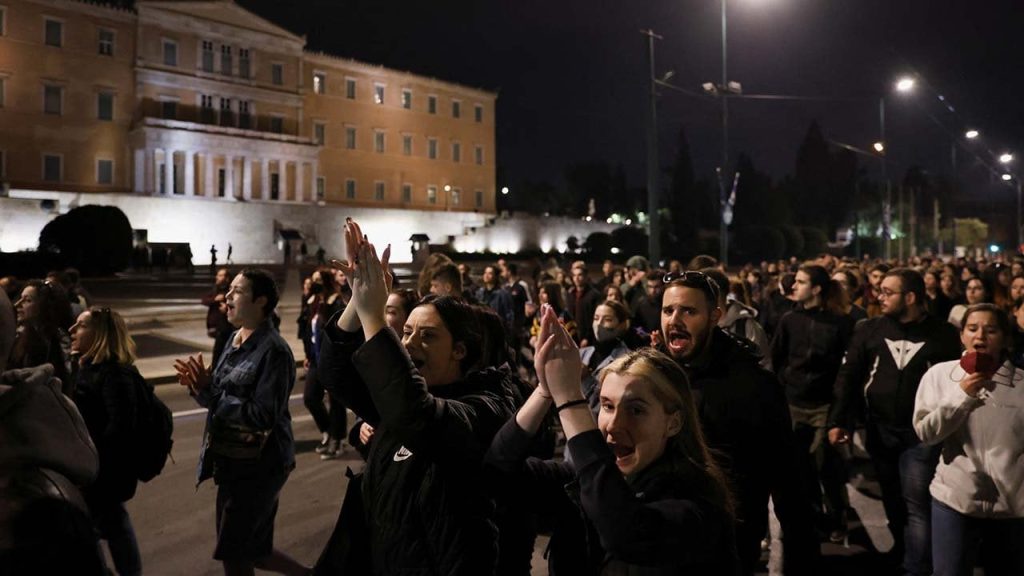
[865,422,939,576]
[932,500,1024,576]
[90,498,142,576]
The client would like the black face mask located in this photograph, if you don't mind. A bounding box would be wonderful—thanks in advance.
[310,283,325,294]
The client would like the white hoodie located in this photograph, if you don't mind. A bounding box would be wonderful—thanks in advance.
[913,358,1024,518]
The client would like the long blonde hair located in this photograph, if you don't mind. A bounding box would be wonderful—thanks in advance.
[599,347,735,516]
[82,307,137,365]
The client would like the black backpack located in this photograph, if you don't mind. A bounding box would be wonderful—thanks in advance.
[131,371,174,482]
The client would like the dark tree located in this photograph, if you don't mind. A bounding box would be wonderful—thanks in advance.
[38,205,133,276]
[666,128,699,251]
[793,121,831,230]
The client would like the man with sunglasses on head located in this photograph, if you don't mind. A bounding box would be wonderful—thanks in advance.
[827,268,960,576]
[658,271,818,576]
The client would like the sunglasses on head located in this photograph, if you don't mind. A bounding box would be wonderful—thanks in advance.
[663,270,720,302]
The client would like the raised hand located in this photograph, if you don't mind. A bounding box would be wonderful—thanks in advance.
[174,352,211,393]
[535,307,583,405]
[349,240,390,339]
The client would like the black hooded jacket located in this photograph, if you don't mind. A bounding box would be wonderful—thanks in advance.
[318,320,519,576]
[666,328,819,575]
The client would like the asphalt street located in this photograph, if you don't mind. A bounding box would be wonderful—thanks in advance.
[82,267,902,575]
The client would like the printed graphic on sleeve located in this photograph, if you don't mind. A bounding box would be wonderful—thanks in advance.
[885,338,925,371]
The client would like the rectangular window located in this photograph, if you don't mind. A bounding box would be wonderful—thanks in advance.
[45,19,62,47]
[427,94,437,114]
[313,72,325,95]
[374,181,385,201]
[0,7,6,37]
[451,188,461,206]
[345,126,356,149]
[0,150,5,179]
[402,135,412,156]
[220,45,232,75]
[163,40,178,67]
[270,116,283,134]
[475,145,484,165]
[200,94,215,123]
[216,168,226,196]
[238,100,251,129]
[475,190,484,208]
[201,40,214,72]
[0,78,4,108]
[43,154,61,182]
[271,63,283,86]
[427,138,438,160]
[474,104,483,123]
[270,172,280,200]
[98,29,114,56]
[97,92,114,121]
[238,48,250,79]
[402,183,412,203]
[219,97,233,127]
[97,159,113,184]
[345,179,356,200]
[314,122,326,145]
[161,100,177,120]
[401,89,412,109]
[452,100,461,118]
[427,185,437,205]
[374,83,385,105]
[451,142,461,163]
[345,78,356,99]
[374,131,385,154]
[316,177,325,201]
[43,85,62,115]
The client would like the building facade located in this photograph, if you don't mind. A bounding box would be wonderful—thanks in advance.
[0,0,498,259]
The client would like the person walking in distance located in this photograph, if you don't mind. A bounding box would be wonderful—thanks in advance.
[209,245,218,275]
[828,268,961,575]
[175,269,308,576]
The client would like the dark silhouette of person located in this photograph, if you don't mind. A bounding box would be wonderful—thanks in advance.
[209,245,218,275]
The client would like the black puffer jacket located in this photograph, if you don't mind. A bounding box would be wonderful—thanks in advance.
[318,322,519,576]
[72,360,141,503]
[771,306,854,408]
[665,329,819,575]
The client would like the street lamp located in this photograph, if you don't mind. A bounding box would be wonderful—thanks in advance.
[873,142,885,153]
[896,77,916,92]
[501,186,509,195]
[965,130,979,139]
[1000,153,1014,164]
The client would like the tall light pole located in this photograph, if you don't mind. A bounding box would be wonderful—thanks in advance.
[879,97,891,260]
[720,0,729,267]
[1001,153,1020,249]
[642,29,662,265]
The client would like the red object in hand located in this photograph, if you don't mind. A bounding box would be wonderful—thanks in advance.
[960,351,1000,376]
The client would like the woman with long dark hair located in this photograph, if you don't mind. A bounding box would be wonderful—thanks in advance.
[70,306,144,576]
[315,219,518,574]
[487,309,739,574]
[10,280,73,391]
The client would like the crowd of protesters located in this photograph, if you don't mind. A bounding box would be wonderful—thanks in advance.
[3,239,1024,576]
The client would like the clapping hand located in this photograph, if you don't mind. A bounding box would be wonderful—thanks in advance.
[332,219,391,339]
[534,306,584,405]
[174,353,211,393]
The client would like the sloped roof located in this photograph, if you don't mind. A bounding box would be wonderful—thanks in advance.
[137,0,304,42]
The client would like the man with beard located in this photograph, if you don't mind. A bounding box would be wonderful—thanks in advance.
[658,271,818,575]
[828,268,960,576]
[203,268,234,364]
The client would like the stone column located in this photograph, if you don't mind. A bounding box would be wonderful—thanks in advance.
[204,153,215,197]
[152,150,161,195]
[242,156,252,200]
[164,149,175,195]
[133,149,145,193]
[224,156,236,199]
[280,160,290,201]
[184,150,195,196]
[261,158,270,201]
[295,160,305,202]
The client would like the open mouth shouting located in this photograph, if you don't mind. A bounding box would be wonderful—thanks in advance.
[665,328,691,355]
[608,441,636,470]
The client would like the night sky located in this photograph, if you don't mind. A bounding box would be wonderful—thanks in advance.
[239,0,1024,208]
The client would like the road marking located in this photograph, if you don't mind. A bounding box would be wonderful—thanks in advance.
[172,393,305,419]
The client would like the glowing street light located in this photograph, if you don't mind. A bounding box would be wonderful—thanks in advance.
[1002,173,1013,181]
[1000,153,1014,164]
[873,141,885,153]
[895,77,916,92]
[500,186,509,195]
[965,130,979,139]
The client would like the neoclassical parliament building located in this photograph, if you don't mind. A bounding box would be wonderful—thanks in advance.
[0,0,502,262]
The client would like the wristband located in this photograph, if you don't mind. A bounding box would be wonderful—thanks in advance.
[556,399,588,413]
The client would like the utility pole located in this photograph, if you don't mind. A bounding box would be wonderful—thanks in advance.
[719,0,729,267]
[642,29,662,265]
[879,97,891,260]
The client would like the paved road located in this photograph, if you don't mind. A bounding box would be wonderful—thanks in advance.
[84,268,902,575]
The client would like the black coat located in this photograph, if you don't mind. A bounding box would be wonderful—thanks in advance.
[486,422,741,576]
[72,360,141,503]
[668,329,819,575]
[318,323,519,576]
[771,306,855,408]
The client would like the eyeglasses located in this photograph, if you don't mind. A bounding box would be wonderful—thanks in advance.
[663,270,720,302]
